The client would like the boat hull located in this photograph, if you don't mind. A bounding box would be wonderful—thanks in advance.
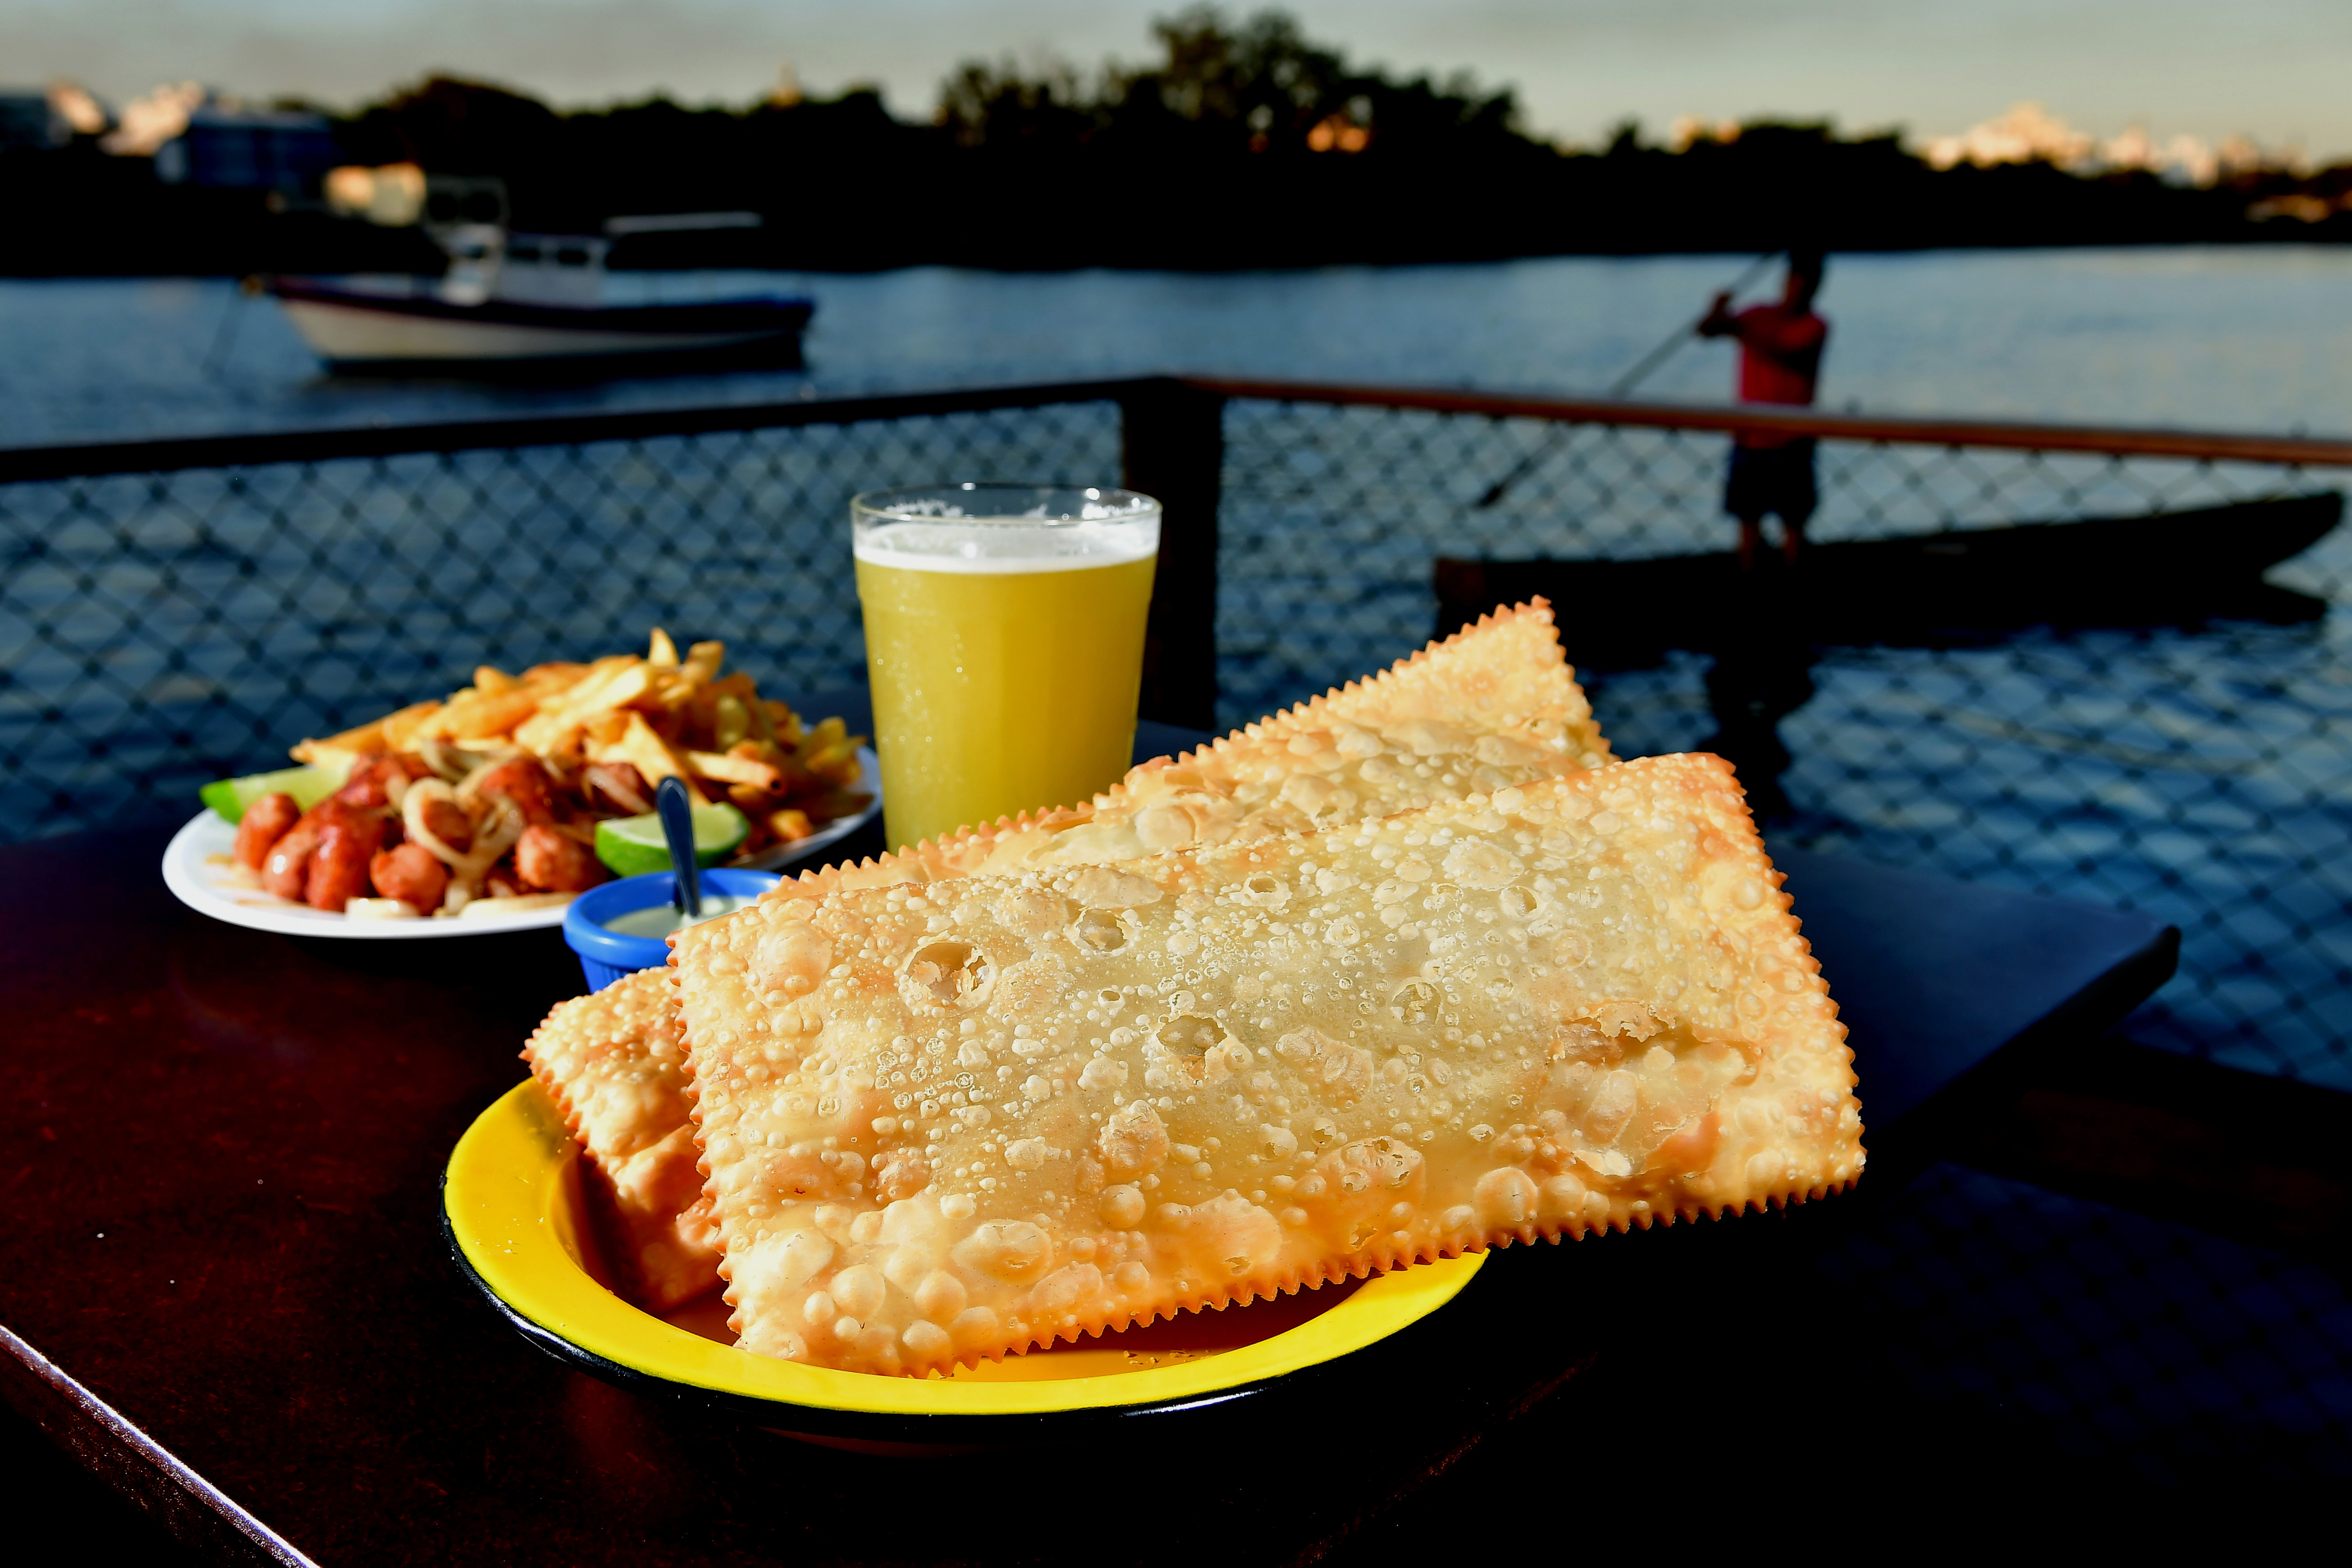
[270,278,813,375]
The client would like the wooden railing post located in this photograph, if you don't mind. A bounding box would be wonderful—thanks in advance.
[1121,378,1225,730]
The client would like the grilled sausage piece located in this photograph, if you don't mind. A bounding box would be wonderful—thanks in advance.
[233,792,302,872]
[472,757,558,825]
[368,843,449,912]
[420,794,474,853]
[262,817,325,900]
[582,762,653,816]
[515,825,609,893]
[335,755,416,811]
[306,816,381,912]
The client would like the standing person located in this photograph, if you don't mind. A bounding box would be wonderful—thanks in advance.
[1699,250,1829,569]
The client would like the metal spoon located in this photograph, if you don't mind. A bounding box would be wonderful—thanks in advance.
[656,775,701,919]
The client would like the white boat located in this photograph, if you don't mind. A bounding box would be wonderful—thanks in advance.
[271,210,812,374]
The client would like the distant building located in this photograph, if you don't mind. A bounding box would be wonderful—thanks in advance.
[0,92,58,151]
[154,106,340,196]
[0,84,93,151]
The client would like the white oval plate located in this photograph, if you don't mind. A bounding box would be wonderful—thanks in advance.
[162,747,880,940]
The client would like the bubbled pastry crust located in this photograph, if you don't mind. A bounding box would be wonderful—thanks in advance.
[767,599,1612,901]
[1252,596,1608,755]
[675,753,1862,1377]
[524,600,1599,1313]
[521,968,723,1312]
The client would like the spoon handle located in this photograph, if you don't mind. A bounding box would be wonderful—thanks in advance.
[656,776,702,918]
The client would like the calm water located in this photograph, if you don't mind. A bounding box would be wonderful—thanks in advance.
[4,246,2351,447]
[4,246,2349,1087]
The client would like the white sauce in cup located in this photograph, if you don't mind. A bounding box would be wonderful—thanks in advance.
[601,892,760,939]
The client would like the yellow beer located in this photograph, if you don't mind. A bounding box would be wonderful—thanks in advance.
[852,487,1161,852]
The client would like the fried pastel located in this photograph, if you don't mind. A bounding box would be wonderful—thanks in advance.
[776,599,1612,900]
[522,968,720,1311]
[1252,597,1597,748]
[675,753,1862,1376]
[523,600,1605,1313]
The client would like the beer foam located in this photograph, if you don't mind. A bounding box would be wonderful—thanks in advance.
[853,519,1159,574]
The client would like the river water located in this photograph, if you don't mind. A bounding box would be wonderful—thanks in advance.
[4,246,2351,447]
[4,246,2349,1087]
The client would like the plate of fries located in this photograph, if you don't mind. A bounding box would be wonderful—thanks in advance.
[162,630,880,939]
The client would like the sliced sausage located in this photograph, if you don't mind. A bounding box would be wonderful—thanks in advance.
[233,792,302,872]
[262,816,324,900]
[334,754,416,811]
[419,794,473,853]
[367,843,449,912]
[515,825,609,893]
[471,757,557,825]
[582,762,652,816]
[305,816,379,912]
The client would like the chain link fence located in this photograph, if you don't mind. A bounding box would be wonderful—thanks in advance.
[5,379,2347,1093]
[8,380,2348,1091]
[3,373,2348,1477]
[0,397,1122,841]
[1217,397,2352,1093]
[1206,392,2352,1479]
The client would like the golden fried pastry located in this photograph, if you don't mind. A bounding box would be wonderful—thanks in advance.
[779,599,1611,899]
[522,968,721,1311]
[1252,597,1595,745]
[675,754,1862,1376]
[533,600,1607,1315]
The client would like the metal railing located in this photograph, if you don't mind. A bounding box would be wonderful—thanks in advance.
[4,375,2348,1093]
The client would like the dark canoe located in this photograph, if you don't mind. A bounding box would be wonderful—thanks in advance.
[1436,492,2344,668]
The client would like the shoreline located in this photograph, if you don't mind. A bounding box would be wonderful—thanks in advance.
[5,231,2349,283]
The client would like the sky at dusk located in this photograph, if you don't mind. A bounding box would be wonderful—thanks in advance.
[5,0,2347,159]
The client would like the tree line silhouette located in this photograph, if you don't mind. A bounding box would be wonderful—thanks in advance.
[5,6,2346,275]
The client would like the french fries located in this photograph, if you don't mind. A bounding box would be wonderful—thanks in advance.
[292,630,869,861]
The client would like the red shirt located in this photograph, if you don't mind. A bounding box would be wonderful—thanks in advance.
[1733,304,1827,405]
[1728,303,1826,450]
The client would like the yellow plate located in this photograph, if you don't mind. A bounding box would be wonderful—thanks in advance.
[444,1080,1485,1443]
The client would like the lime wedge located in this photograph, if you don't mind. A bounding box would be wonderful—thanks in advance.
[595,802,749,876]
[199,760,352,824]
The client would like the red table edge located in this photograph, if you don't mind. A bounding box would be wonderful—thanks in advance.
[0,1321,317,1567]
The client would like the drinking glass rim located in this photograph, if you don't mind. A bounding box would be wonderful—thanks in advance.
[851,482,1160,526]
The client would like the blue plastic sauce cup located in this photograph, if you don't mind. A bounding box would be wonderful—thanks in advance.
[563,867,782,992]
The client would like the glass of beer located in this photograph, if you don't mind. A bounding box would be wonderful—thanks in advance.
[852,483,1161,852]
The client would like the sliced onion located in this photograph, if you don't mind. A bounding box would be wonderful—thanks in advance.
[458,891,575,918]
[584,763,653,816]
[417,739,474,783]
[346,897,421,920]
[407,780,525,901]
[403,778,471,869]
[453,743,528,804]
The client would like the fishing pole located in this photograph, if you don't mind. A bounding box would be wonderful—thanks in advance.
[1604,249,1782,401]
[202,274,265,379]
[1473,249,1783,510]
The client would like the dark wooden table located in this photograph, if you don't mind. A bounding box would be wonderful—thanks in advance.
[0,716,2182,1563]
